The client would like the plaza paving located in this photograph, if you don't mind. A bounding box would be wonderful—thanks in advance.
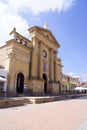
[0,96,87,130]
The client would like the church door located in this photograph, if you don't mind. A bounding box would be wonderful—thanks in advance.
[16,72,24,93]
[43,74,47,93]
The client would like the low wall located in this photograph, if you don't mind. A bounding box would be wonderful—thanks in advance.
[0,98,24,108]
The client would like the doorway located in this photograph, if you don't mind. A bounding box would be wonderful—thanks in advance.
[58,81,61,94]
[43,74,47,93]
[16,72,24,93]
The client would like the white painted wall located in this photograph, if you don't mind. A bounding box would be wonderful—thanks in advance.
[0,69,7,92]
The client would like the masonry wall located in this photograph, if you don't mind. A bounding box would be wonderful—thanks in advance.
[6,41,31,93]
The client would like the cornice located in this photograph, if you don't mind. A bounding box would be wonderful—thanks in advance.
[9,31,31,43]
[6,39,33,50]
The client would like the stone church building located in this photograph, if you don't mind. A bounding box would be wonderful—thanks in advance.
[0,26,62,95]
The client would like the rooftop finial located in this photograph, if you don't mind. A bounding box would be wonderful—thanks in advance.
[9,27,16,35]
[44,22,48,29]
[13,27,16,32]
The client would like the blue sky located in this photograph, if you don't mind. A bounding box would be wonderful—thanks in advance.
[0,0,87,81]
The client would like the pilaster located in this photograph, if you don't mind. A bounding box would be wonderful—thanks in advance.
[38,42,43,79]
[54,52,57,81]
[31,37,38,79]
[6,52,16,92]
[49,48,54,81]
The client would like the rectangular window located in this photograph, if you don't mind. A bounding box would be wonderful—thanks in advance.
[43,63,46,71]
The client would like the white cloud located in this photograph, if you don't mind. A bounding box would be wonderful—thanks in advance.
[0,0,77,45]
[0,1,29,45]
[68,72,75,76]
[7,0,77,14]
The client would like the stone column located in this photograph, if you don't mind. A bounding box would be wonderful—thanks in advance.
[5,53,12,92]
[31,37,38,79]
[6,53,16,92]
[54,52,57,81]
[38,42,43,79]
[9,53,16,92]
[49,48,54,81]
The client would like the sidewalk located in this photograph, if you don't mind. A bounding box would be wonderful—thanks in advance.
[77,120,87,130]
[0,96,87,130]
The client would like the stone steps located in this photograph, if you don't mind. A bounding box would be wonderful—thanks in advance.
[0,98,32,108]
[0,94,87,108]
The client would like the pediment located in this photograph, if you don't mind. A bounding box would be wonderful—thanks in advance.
[28,26,60,48]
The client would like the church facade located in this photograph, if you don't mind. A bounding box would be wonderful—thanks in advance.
[0,26,62,95]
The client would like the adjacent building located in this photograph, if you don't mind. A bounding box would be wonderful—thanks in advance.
[61,74,80,92]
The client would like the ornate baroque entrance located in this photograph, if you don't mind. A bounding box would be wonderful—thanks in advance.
[16,72,24,93]
[43,73,47,93]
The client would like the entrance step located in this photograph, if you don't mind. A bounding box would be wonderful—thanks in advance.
[0,97,33,108]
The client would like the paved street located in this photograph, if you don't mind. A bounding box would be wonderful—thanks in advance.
[0,96,87,130]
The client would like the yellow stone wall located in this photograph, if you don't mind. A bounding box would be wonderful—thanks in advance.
[5,40,31,92]
[22,26,62,94]
[49,83,60,94]
[0,26,62,95]
[28,80,44,95]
